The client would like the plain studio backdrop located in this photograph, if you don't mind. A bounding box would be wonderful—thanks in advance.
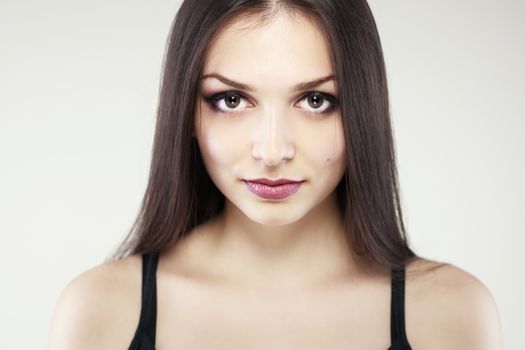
[1,0,523,348]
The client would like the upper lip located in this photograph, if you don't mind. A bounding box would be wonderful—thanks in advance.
[245,178,304,186]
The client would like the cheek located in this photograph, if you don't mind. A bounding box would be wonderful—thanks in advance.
[299,117,346,170]
[195,117,246,173]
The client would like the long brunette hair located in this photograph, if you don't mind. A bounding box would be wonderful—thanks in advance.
[107,0,418,276]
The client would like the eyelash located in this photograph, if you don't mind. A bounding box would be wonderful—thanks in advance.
[202,90,339,117]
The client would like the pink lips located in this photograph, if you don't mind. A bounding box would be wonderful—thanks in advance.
[244,179,305,200]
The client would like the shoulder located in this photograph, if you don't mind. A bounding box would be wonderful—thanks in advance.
[48,254,143,349]
[404,258,504,349]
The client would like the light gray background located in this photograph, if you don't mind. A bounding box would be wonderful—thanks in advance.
[1,0,523,348]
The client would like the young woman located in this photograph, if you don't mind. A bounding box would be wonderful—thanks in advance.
[48,1,503,349]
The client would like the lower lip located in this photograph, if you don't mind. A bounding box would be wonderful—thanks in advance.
[244,180,304,200]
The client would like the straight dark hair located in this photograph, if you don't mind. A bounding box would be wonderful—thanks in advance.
[107,0,419,278]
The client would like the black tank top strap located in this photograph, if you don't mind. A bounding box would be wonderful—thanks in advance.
[388,266,412,350]
[128,251,159,350]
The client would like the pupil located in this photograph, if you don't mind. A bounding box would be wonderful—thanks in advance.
[225,94,239,108]
[309,94,322,108]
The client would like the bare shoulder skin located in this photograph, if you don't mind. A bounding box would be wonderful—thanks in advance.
[48,254,143,350]
[48,239,503,349]
[404,258,504,349]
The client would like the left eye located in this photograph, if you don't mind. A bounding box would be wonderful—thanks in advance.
[296,92,337,114]
[204,91,338,116]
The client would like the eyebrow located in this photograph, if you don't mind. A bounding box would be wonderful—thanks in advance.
[200,73,335,93]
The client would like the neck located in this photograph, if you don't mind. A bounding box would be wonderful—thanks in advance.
[202,192,361,290]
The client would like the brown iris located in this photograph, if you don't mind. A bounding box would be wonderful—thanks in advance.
[224,93,241,108]
[307,92,323,109]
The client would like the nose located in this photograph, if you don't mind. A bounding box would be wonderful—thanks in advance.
[251,108,295,167]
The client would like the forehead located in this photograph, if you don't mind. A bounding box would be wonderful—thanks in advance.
[202,12,335,93]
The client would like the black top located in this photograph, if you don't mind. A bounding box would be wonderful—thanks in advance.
[128,252,412,350]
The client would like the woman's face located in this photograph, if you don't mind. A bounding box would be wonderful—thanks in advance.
[194,12,347,225]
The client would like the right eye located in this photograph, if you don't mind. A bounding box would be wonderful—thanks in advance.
[203,91,250,116]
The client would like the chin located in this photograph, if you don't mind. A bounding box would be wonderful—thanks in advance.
[241,203,308,226]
